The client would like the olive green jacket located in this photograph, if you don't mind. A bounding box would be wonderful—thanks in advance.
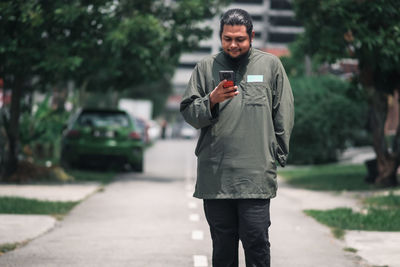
[180,48,294,199]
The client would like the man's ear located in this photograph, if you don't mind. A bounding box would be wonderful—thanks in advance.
[251,31,255,42]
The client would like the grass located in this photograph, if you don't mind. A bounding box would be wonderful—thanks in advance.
[305,194,400,231]
[0,197,79,216]
[0,243,19,255]
[66,169,116,184]
[278,164,383,191]
[364,192,400,208]
[331,227,346,239]
[279,164,400,232]
[343,247,358,253]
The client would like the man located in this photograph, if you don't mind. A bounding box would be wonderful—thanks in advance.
[180,8,294,267]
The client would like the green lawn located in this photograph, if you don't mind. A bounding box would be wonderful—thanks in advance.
[278,164,381,191]
[0,243,18,255]
[0,197,78,216]
[66,169,116,184]
[279,164,400,233]
[305,193,400,231]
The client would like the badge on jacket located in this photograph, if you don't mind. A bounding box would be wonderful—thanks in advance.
[247,75,264,82]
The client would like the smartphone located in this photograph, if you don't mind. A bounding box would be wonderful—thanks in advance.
[219,70,235,88]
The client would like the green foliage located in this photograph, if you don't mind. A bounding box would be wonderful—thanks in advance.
[294,0,400,92]
[66,169,116,185]
[0,197,78,216]
[74,0,230,92]
[343,247,357,253]
[0,243,18,255]
[364,192,400,209]
[19,94,70,161]
[280,42,315,78]
[278,164,379,191]
[305,202,400,231]
[288,75,367,164]
[0,1,230,179]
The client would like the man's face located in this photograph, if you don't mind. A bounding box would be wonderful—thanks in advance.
[221,25,254,58]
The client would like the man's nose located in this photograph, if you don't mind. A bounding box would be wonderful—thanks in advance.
[230,41,238,48]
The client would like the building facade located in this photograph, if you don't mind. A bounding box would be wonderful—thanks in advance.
[170,0,302,100]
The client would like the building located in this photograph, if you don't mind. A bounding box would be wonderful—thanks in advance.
[168,0,302,114]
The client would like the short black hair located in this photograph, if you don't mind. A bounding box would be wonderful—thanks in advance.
[219,9,253,39]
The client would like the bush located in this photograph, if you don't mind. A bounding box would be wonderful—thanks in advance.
[288,75,367,164]
[19,94,70,164]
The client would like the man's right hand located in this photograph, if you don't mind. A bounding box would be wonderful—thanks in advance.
[210,80,239,109]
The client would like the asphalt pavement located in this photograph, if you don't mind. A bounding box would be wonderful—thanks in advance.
[0,141,399,267]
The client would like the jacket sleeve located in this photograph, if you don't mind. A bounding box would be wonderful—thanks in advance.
[180,65,219,129]
[272,58,294,167]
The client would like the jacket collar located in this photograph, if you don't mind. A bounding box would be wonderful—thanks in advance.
[217,48,252,71]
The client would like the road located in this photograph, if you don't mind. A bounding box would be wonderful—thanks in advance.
[0,139,368,267]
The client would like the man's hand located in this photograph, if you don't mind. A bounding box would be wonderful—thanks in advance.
[210,80,239,109]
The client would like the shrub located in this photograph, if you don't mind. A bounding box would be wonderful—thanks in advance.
[288,75,367,164]
[19,94,70,163]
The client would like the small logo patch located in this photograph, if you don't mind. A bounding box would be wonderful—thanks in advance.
[247,75,263,82]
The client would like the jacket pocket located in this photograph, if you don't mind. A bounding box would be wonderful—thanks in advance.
[242,83,268,106]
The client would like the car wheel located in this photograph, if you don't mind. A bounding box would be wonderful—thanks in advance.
[132,159,144,173]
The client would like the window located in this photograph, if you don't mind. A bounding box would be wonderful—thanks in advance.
[268,32,297,43]
[78,112,130,128]
[251,15,263,22]
[234,0,263,4]
[178,63,197,69]
[254,32,262,38]
[270,0,292,10]
[193,47,212,53]
[269,16,301,27]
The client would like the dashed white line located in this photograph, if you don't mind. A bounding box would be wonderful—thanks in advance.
[189,213,200,222]
[193,255,208,267]
[188,201,198,209]
[192,230,204,240]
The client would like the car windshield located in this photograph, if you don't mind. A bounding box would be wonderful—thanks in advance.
[77,112,130,128]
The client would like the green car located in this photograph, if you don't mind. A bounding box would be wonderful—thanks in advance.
[61,108,144,172]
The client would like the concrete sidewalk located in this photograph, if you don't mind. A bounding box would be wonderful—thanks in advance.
[1,178,399,266]
[0,142,399,266]
[275,180,400,267]
[0,183,101,247]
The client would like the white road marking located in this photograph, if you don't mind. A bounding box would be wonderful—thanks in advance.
[189,213,200,222]
[193,255,208,267]
[188,201,198,209]
[192,230,204,240]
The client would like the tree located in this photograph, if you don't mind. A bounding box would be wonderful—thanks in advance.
[294,0,400,186]
[0,0,229,180]
[0,0,110,178]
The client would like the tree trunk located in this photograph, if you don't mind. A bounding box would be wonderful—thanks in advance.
[4,80,23,179]
[365,80,398,186]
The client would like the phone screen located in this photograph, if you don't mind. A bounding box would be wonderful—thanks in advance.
[219,70,235,88]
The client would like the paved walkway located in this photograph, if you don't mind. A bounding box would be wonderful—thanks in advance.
[0,145,399,266]
[275,180,400,267]
[2,178,399,266]
[0,183,101,247]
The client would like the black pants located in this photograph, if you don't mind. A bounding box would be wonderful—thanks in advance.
[203,199,271,267]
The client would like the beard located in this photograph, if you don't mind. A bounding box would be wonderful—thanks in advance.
[225,46,251,62]
[227,48,242,57]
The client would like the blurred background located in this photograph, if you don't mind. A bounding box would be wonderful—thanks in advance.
[0,0,399,185]
[1,1,400,265]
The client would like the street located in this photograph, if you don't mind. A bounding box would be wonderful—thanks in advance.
[0,139,368,267]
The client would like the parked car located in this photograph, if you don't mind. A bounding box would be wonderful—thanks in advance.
[132,116,150,144]
[61,108,144,172]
